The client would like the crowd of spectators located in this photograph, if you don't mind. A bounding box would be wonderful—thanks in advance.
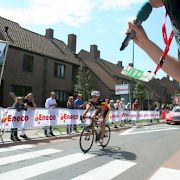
[3,91,176,142]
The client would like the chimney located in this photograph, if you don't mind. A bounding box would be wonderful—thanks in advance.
[128,63,133,67]
[90,44,98,60]
[97,50,100,59]
[117,61,123,68]
[45,28,54,39]
[68,34,76,54]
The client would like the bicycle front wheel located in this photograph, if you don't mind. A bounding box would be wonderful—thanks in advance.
[79,126,94,153]
[101,125,111,148]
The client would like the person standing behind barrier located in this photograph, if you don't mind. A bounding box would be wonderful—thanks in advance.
[125,102,131,111]
[114,100,121,110]
[44,92,57,137]
[73,94,86,133]
[108,100,115,110]
[154,101,160,122]
[120,98,126,110]
[20,93,36,140]
[132,99,140,111]
[114,100,122,128]
[10,97,27,141]
[119,98,126,126]
[66,96,74,135]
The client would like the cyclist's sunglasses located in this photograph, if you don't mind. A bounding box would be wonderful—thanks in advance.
[91,96,98,98]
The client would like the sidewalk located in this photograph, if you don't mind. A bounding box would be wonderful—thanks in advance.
[0,120,163,145]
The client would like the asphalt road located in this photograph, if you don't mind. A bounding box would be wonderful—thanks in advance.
[0,123,180,180]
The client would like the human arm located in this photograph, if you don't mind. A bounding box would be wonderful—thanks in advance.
[32,98,37,108]
[127,22,180,82]
[82,103,92,117]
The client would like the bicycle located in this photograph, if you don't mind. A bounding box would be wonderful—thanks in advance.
[79,116,111,153]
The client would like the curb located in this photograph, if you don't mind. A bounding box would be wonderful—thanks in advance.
[0,121,164,147]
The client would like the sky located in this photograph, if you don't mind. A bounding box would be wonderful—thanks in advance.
[0,0,178,80]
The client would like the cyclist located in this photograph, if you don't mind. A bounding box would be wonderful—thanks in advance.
[82,90,109,146]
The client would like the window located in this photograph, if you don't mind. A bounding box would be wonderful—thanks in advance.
[55,90,68,102]
[54,63,65,78]
[54,90,68,107]
[23,54,34,72]
[11,85,32,97]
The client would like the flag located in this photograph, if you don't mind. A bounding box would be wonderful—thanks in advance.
[0,41,8,66]
[121,66,154,82]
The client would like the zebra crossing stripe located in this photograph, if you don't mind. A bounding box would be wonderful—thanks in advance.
[0,153,95,180]
[149,167,180,180]
[0,145,35,153]
[71,159,136,180]
[0,149,62,166]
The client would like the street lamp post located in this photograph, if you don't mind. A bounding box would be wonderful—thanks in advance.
[131,41,135,104]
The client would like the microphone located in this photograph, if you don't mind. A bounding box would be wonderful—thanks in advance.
[120,2,152,51]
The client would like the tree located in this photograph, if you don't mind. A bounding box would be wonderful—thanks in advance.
[74,63,92,100]
[134,81,146,109]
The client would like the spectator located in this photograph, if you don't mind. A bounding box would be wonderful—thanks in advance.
[114,100,121,110]
[66,96,74,135]
[74,94,86,109]
[154,102,160,111]
[108,100,115,110]
[125,102,131,111]
[132,99,140,111]
[120,98,126,110]
[19,93,36,140]
[154,101,160,122]
[44,92,57,137]
[73,94,86,132]
[10,97,27,141]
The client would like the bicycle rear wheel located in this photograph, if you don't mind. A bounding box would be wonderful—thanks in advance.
[101,125,111,148]
[79,126,94,153]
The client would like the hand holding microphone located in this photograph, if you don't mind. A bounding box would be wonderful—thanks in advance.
[120,2,152,51]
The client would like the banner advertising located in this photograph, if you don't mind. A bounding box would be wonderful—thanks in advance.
[0,108,159,129]
[115,84,129,95]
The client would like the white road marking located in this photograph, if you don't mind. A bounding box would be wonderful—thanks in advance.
[0,145,35,153]
[71,159,136,180]
[149,167,180,180]
[0,153,95,180]
[0,149,62,166]
[119,128,136,135]
[119,127,179,135]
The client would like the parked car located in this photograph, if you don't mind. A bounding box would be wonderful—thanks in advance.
[165,106,180,124]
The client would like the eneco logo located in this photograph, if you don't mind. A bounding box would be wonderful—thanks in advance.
[35,113,41,124]
[59,112,79,122]
[60,112,65,122]
[34,113,56,124]
[1,111,9,126]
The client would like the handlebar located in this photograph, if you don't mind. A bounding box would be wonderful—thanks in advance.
[80,115,98,123]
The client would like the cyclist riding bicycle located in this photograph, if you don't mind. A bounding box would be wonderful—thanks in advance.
[82,90,109,146]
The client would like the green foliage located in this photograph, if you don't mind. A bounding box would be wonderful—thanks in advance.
[134,81,146,108]
[74,63,92,100]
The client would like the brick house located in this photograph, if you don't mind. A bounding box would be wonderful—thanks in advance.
[0,16,79,107]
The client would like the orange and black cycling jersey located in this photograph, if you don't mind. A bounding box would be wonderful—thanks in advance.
[89,98,109,118]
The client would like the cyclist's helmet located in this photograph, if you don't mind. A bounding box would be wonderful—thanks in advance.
[91,90,100,97]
